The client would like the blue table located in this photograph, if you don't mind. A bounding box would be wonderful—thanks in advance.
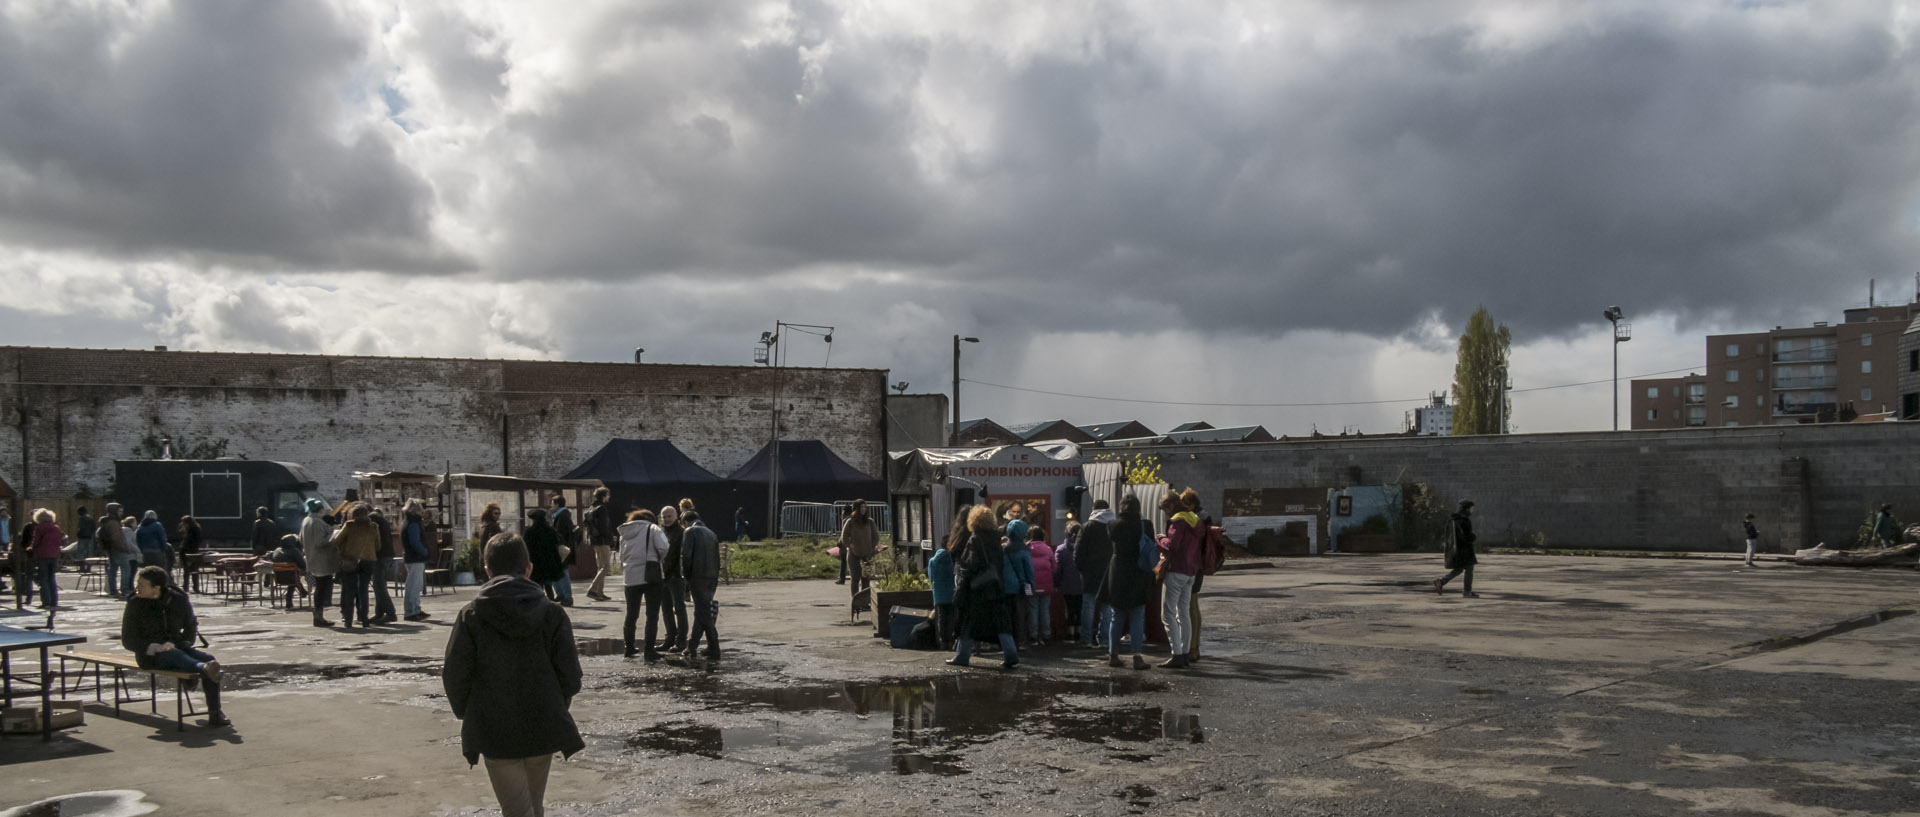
[0,625,87,741]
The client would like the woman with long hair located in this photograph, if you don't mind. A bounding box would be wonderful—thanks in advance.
[928,504,972,651]
[949,505,1019,670]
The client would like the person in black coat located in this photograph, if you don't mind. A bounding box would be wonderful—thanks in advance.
[1433,500,1479,597]
[948,505,1019,670]
[1105,495,1154,669]
[250,506,280,557]
[443,533,584,817]
[368,510,398,625]
[524,508,564,600]
[1076,500,1115,648]
[122,566,228,727]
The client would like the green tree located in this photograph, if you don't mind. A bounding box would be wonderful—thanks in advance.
[1451,306,1512,435]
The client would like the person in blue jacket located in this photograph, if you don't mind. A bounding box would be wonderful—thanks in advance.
[1000,502,1037,644]
[928,506,969,651]
[402,499,431,621]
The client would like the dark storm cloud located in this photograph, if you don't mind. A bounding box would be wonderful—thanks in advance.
[0,0,467,272]
[478,3,1920,341]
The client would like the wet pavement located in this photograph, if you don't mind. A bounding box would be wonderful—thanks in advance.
[3,554,1919,816]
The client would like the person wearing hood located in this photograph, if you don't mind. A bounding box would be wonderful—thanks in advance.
[136,510,169,569]
[929,507,969,651]
[401,499,431,621]
[333,503,382,629]
[615,510,671,659]
[1432,500,1479,598]
[1077,500,1122,649]
[123,565,229,728]
[1156,489,1207,669]
[442,533,584,817]
[525,508,565,601]
[301,498,339,627]
[1105,495,1154,670]
[1000,503,1037,645]
[950,505,1019,670]
[679,510,723,659]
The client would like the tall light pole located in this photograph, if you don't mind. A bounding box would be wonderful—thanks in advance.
[762,321,834,538]
[951,335,979,446]
[1604,306,1631,430]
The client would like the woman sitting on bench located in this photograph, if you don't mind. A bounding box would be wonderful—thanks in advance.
[122,566,229,728]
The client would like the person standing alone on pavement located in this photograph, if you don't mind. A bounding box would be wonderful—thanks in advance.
[443,533,584,817]
[1743,513,1761,567]
[839,499,881,602]
[584,488,617,603]
[1433,500,1479,598]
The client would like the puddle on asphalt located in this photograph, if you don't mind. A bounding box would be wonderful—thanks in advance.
[223,662,441,690]
[615,674,1201,775]
[576,637,626,657]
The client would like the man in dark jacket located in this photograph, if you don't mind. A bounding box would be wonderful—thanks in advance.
[1076,500,1115,648]
[1433,500,1479,598]
[250,506,279,556]
[122,566,228,728]
[584,488,617,602]
[680,512,722,658]
[443,534,584,817]
[549,497,577,607]
[402,500,430,621]
[368,510,398,625]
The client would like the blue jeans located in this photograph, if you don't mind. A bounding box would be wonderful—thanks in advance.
[1110,605,1146,655]
[340,560,376,625]
[1028,592,1052,640]
[32,558,58,607]
[553,572,573,603]
[953,633,1018,664]
[1082,596,1110,646]
[107,556,138,596]
[404,562,425,617]
[146,645,221,715]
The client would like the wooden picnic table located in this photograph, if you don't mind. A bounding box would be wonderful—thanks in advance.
[0,624,87,741]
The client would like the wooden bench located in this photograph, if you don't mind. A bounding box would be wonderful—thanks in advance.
[56,649,201,731]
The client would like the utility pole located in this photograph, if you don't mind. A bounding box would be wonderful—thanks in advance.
[951,335,978,446]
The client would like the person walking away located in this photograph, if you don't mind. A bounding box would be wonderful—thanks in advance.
[302,499,339,627]
[250,506,279,557]
[1433,500,1479,598]
[1742,513,1761,567]
[1156,492,1205,668]
[136,511,169,570]
[930,507,970,652]
[63,506,93,562]
[1056,522,1085,645]
[680,511,722,658]
[1106,495,1154,670]
[402,500,431,621]
[734,507,750,543]
[584,488,618,602]
[123,566,228,728]
[656,506,688,650]
[839,500,882,603]
[176,515,204,593]
[525,508,565,603]
[99,504,133,598]
[368,509,398,624]
[1079,500,1116,649]
[27,509,65,609]
[1874,504,1900,548]
[334,503,382,629]
[442,534,584,817]
[1000,504,1036,644]
[550,497,577,607]
[10,514,35,608]
[1027,527,1056,645]
[616,510,670,659]
[949,505,1019,670]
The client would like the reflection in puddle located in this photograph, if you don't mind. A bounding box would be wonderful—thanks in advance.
[617,675,1203,775]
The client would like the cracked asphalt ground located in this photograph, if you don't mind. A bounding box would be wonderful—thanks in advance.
[4,553,1918,816]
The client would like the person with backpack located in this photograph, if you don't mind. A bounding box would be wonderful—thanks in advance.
[1105,495,1153,670]
[1742,513,1760,567]
[1179,490,1225,663]
[1433,500,1479,598]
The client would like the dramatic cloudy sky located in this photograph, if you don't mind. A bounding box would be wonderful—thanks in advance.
[2,0,1917,435]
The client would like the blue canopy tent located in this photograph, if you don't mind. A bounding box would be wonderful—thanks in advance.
[727,440,887,539]
[561,439,736,525]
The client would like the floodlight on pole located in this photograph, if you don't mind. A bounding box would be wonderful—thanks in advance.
[1603,306,1632,430]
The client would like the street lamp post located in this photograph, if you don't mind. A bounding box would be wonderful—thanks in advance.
[1603,306,1631,431]
[761,321,834,539]
[951,335,978,446]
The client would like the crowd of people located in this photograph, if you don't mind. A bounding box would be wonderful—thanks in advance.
[920,489,1225,670]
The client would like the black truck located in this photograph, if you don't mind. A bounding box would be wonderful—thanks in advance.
[113,459,333,550]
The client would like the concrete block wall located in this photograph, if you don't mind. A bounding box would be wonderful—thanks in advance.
[0,347,886,501]
[1146,423,1919,552]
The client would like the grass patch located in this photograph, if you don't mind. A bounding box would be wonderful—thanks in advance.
[730,537,839,580]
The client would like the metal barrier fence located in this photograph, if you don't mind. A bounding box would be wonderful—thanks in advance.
[779,501,892,537]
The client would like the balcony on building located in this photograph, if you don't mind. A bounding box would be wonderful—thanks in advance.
[1771,375,1836,389]
[1773,401,1837,418]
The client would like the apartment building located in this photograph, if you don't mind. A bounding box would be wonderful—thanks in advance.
[1631,303,1912,428]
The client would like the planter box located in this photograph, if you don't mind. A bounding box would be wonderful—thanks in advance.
[869,588,935,636]
[1340,533,1398,553]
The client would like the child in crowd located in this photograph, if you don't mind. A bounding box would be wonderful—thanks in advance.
[1027,527,1056,646]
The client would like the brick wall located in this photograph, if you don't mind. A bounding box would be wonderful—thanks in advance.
[1145,423,1920,552]
[0,347,887,500]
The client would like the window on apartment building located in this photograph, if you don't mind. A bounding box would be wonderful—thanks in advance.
[1862,388,1873,402]
[1687,407,1706,426]
[1726,370,1739,383]
[1671,409,1679,419]
[1862,360,1872,374]
[1861,333,1873,347]
[1646,409,1657,421]
[1725,343,1739,358]
[1646,386,1658,399]
[1725,421,1740,427]
[1756,369,1765,382]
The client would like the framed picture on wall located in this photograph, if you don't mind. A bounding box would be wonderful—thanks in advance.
[1336,495,1353,516]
